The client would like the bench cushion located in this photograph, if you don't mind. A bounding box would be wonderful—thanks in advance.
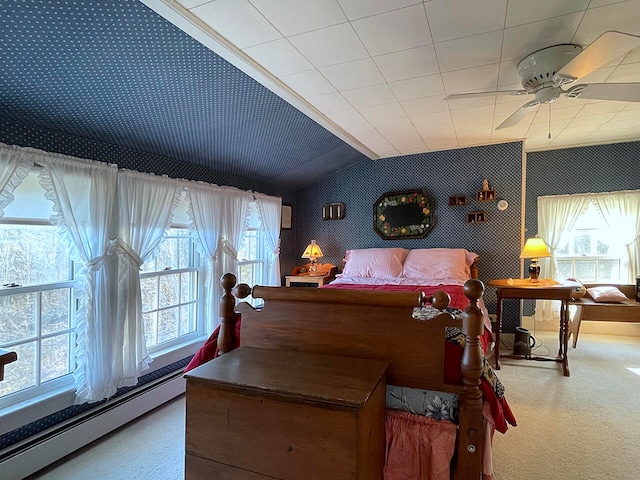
[586,286,628,303]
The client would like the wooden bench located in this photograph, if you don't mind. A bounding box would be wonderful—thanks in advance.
[568,284,640,348]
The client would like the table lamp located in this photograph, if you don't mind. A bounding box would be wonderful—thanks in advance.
[520,237,551,282]
[301,240,323,273]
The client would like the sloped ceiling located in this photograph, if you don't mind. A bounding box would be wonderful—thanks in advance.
[0,0,364,189]
[2,1,639,190]
[149,0,640,156]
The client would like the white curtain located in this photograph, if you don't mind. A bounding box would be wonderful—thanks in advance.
[114,170,183,387]
[594,190,640,283]
[217,187,252,290]
[38,155,119,403]
[535,194,587,322]
[187,182,226,334]
[0,144,34,216]
[254,193,282,286]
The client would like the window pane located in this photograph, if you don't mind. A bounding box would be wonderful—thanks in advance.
[141,277,158,311]
[556,241,569,256]
[0,293,36,343]
[0,342,36,396]
[598,259,619,282]
[180,272,193,303]
[143,311,158,348]
[575,260,596,282]
[42,288,71,335]
[573,234,591,255]
[596,239,611,255]
[178,236,190,269]
[159,274,179,308]
[556,260,573,280]
[41,335,71,383]
[179,304,193,336]
[158,309,178,344]
[0,224,71,285]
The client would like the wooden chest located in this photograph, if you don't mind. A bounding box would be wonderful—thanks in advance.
[184,346,388,480]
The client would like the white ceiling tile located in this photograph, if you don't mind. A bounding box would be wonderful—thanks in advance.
[498,59,525,88]
[320,58,386,90]
[575,1,640,45]
[288,23,368,67]
[359,102,407,122]
[579,101,627,116]
[442,63,500,95]
[401,96,449,116]
[450,104,495,122]
[447,96,496,111]
[342,84,397,108]
[505,0,589,28]
[372,117,426,149]
[191,0,282,49]
[249,0,347,36]
[243,38,313,76]
[280,69,336,97]
[411,111,454,132]
[501,13,583,62]
[494,98,528,116]
[388,74,444,101]
[608,63,640,82]
[179,0,210,8]
[337,0,420,21]
[435,31,503,73]
[306,92,353,114]
[425,0,508,42]
[352,5,432,57]
[374,45,439,83]
[327,108,369,129]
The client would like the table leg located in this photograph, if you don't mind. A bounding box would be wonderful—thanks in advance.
[561,300,570,377]
[494,295,502,370]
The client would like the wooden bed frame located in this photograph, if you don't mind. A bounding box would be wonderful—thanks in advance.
[215,273,487,480]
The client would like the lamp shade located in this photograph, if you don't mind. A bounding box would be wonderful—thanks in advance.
[302,240,323,260]
[520,237,551,259]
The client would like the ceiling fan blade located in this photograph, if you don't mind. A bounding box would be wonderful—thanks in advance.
[444,90,528,101]
[565,83,640,102]
[495,100,539,130]
[556,31,640,84]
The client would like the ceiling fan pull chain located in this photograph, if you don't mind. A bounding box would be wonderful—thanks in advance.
[548,104,552,139]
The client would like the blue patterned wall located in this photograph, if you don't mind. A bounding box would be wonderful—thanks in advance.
[521,140,640,315]
[296,141,525,329]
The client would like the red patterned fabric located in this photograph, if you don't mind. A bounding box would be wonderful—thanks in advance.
[384,410,457,480]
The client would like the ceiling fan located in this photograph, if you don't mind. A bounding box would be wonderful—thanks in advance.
[444,31,640,130]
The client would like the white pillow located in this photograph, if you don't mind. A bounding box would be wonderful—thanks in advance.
[401,248,477,285]
[342,248,408,279]
[586,286,628,303]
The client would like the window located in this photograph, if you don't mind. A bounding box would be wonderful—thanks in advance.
[140,227,203,352]
[237,202,268,305]
[555,202,623,283]
[0,172,76,405]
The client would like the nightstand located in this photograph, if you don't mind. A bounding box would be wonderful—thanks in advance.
[488,278,580,377]
[286,263,337,287]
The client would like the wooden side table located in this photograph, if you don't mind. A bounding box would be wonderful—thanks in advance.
[285,273,332,287]
[488,279,580,377]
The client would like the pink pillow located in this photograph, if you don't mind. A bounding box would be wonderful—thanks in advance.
[586,286,628,303]
[342,248,408,278]
[401,248,477,285]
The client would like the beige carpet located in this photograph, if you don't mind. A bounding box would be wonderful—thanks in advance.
[491,332,640,480]
[29,332,640,480]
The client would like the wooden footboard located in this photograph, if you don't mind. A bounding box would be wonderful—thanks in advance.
[217,273,486,480]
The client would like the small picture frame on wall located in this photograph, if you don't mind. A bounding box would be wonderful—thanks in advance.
[281,205,292,229]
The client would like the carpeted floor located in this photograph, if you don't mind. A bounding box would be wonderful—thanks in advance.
[491,331,640,480]
[29,332,640,480]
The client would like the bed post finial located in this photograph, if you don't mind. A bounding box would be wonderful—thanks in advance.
[454,278,485,479]
[218,273,237,356]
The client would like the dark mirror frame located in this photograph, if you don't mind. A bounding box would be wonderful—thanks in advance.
[373,189,434,240]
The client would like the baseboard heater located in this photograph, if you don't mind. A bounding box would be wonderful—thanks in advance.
[0,370,186,480]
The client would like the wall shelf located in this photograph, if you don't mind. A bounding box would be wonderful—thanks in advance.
[448,195,467,206]
[467,211,487,224]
